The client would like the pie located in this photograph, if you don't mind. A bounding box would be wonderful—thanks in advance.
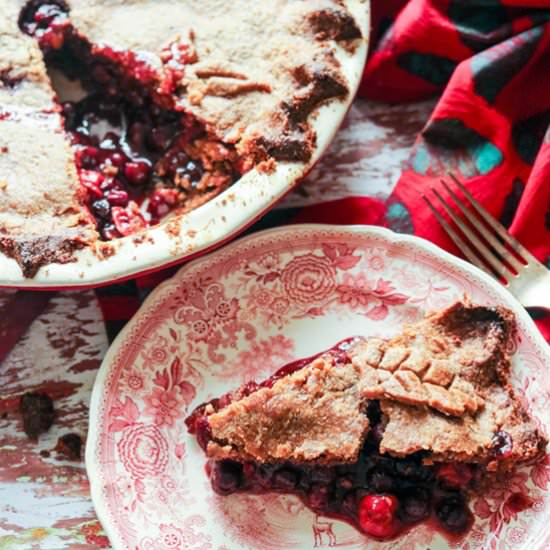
[186,301,548,540]
[0,1,363,277]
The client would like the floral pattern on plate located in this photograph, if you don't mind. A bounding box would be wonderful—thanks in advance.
[87,225,550,550]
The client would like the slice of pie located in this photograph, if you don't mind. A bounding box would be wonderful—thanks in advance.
[0,0,363,276]
[186,301,547,540]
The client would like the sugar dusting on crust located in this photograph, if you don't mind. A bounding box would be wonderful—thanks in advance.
[0,0,362,277]
[207,357,370,464]
[201,301,547,470]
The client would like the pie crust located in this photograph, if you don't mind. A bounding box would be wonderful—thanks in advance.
[186,301,547,539]
[0,0,363,277]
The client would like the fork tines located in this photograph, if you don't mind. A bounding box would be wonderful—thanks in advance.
[423,173,537,281]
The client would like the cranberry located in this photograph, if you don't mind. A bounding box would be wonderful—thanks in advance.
[368,470,394,493]
[33,4,66,25]
[309,468,335,485]
[91,199,111,220]
[394,460,433,482]
[435,496,471,534]
[106,152,126,167]
[147,192,172,219]
[99,222,118,240]
[436,463,473,488]
[125,89,146,107]
[215,393,233,410]
[358,494,399,539]
[210,461,242,495]
[336,476,354,490]
[341,492,357,517]
[106,189,129,206]
[273,469,299,491]
[40,27,65,49]
[111,202,146,236]
[76,146,100,169]
[492,431,513,459]
[20,3,69,49]
[100,133,120,150]
[99,177,118,192]
[148,124,177,151]
[255,465,277,488]
[124,161,151,185]
[80,170,104,197]
[127,122,148,151]
[194,416,212,451]
[239,381,261,397]
[307,483,330,510]
[178,160,204,183]
[162,150,190,175]
[400,489,430,523]
[91,64,113,84]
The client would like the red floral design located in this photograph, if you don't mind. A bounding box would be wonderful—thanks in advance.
[221,335,295,381]
[250,287,274,308]
[151,347,169,363]
[94,229,550,550]
[144,387,185,427]
[141,519,212,550]
[258,253,279,270]
[368,254,385,270]
[161,475,178,492]
[117,423,169,479]
[472,470,534,539]
[121,367,145,391]
[174,281,255,362]
[281,254,336,305]
[336,274,408,320]
[114,474,145,511]
[149,356,197,412]
[508,525,527,544]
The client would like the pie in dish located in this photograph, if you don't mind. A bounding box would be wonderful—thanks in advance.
[186,301,548,540]
[0,1,364,277]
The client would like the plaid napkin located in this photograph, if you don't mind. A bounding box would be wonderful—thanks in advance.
[96,0,550,343]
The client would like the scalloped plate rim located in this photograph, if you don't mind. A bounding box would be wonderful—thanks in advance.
[86,223,550,550]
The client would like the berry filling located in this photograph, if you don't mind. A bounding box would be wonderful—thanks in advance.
[196,404,475,541]
[20,1,246,240]
[185,339,521,542]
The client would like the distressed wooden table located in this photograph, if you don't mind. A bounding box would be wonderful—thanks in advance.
[0,98,435,550]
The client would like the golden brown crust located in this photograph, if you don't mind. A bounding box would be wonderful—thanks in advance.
[207,357,370,464]
[200,301,547,470]
[349,302,514,416]
[66,0,358,161]
[0,0,362,276]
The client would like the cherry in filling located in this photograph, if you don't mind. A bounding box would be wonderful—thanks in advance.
[185,340,517,541]
[189,401,475,541]
[20,1,244,240]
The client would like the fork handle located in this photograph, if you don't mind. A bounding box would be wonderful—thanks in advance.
[512,269,550,313]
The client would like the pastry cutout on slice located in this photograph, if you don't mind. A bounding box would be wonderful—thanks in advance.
[186,301,547,541]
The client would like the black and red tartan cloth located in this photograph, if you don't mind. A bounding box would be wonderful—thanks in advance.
[97,0,550,342]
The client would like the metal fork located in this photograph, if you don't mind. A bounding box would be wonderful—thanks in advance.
[423,173,550,312]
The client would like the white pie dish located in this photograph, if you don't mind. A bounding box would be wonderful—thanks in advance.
[0,0,370,289]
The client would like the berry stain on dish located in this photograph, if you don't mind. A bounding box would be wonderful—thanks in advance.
[186,301,547,543]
